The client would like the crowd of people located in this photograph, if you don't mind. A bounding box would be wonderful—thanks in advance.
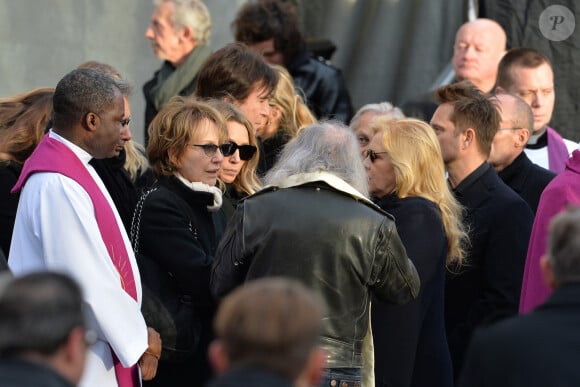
[1,1,580,387]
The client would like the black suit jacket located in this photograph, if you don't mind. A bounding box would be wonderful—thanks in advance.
[0,357,73,387]
[498,152,556,214]
[445,163,534,379]
[459,283,580,387]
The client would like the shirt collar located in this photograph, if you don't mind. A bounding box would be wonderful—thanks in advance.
[526,128,548,149]
[49,129,93,165]
[452,162,490,197]
[267,171,372,204]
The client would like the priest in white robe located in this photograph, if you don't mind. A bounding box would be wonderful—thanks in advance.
[8,68,159,387]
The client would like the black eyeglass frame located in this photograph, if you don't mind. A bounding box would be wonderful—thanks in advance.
[190,143,235,157]
[364,149,388,163]
[227,141,258,161]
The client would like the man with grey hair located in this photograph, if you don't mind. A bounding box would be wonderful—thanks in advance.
[143,0,212,143]
[0,272,89,387]
[211,121,420,386]
[349,101,405,150]
[9,68,160,387]
[459,206,580,387]
[488,93,555,213]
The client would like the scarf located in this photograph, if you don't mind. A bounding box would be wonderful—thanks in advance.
[150,45,210,110]
[175,174,223,211]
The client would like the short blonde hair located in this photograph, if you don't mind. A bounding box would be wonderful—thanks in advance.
[124,140,149,183]
[147,96,228,178]
[370,118,467,266]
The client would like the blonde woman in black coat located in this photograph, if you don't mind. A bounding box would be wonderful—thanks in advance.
[364,118,467,387]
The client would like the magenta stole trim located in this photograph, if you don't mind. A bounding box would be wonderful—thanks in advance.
[13,135,140,387]
[546,126,569,174]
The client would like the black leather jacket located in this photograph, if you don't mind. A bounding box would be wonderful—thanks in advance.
[287,47,354,123]
[211,175,419,368]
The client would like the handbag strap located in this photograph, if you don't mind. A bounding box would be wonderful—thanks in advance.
[130,187,158,255]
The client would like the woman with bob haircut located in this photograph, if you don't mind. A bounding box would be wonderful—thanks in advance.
[135,96,234,386]
[364,118,467,387]
[208,100,261,219]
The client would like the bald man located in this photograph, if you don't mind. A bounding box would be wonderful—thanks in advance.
[403,18,507,121]
[453,19,506,94]
[488,93,555,213]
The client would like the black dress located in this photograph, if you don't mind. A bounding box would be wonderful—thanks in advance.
[372,194,453,387]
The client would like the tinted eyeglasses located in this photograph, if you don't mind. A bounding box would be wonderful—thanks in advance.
[120,117,131,127]
[190,143,235,158]
[364,149,388,163]
[227,141,257,161]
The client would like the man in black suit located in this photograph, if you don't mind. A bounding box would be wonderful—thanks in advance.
[488,93,556,213]
[459,206,580,386]
[430,81,534,380]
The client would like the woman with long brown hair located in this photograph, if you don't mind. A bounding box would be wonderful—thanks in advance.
[0,87,54,257]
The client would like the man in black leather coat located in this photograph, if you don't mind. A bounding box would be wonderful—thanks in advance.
[211,121,419,386]
[232,0,354,123]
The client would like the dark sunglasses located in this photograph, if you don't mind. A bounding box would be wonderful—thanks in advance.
[364,149,388,163]
[190,143,235,157]
[227,141,257,161]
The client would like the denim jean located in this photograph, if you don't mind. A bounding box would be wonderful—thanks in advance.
[320,368,362,387]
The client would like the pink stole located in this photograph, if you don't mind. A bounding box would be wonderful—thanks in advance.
[13,134,140,387]
[546,126,570,174]
[519,150,580,313]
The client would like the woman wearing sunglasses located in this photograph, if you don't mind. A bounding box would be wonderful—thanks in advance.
[364,118,467,387]
[135,97,234,387]
[209,101,262,220]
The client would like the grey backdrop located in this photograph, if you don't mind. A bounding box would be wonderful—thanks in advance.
[0,0,464,144]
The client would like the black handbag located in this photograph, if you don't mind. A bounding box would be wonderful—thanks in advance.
[130,187,200,363]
